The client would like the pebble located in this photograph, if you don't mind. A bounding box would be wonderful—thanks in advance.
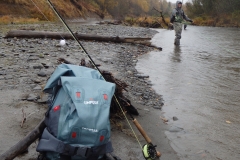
[28,57,39,61]
[169,126,184,132]
[136,74,149,78]
[32,78,41,83]
[135,92,143,96]
[27,94,38,101]
[0,53,6,57]
[173,116,178,121]
[153,106,162,110]
[0,71,6,75]
[5,75,13,79]
[32,63,43,69]
[37,71,47,77]
[0,23,164,116]
[33,85,42,90]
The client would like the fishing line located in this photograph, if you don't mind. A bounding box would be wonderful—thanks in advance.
[46,0,143,149]
[30,0,144,151]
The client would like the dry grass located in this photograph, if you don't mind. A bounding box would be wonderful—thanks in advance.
[0,0,102,24]
[124,16,169,28]
[0,15,39,24]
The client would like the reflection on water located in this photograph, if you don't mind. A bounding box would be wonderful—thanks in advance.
[136,26,240,160]
[172,46,182,62]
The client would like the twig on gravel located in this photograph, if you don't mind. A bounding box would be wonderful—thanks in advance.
[20,108,26,128]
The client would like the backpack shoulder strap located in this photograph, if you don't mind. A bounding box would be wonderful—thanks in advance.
[37,129,113,159]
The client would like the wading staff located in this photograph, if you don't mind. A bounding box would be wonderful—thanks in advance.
[47,1,161,159]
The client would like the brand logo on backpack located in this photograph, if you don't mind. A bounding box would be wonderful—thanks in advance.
[82,127,98,132]
[36,65,116,159]
[84,98,99,105]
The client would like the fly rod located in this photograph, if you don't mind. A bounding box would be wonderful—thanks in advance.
[47,1,161,159]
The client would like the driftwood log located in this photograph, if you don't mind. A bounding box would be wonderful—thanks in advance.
[0,119,45,160]
[0,58,138,160]
[4,30,162,50]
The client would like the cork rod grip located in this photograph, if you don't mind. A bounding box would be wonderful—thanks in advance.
[132,118,152,143]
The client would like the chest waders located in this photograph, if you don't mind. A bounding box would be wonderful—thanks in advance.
[173,12,183,45]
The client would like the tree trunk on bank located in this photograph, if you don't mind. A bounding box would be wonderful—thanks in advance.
[4,30,162,50]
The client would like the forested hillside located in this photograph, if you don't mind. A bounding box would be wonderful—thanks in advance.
[185,0,240,27]
[0,0,239,27]
[0,0,172,22]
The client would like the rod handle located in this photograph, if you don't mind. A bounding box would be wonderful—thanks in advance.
[132,118,152,143]
[157,151,161,157]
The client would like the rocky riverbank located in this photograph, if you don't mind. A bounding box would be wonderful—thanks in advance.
[0,22,178,160]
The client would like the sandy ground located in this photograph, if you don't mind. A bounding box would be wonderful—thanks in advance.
[0,22,179,160]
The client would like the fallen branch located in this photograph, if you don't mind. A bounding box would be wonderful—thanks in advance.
[0,58,140,159]
[153,7,168,27]
[4,30,162,50]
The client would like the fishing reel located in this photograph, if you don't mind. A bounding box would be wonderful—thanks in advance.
[142,143,159,160]
[132,118,161,160]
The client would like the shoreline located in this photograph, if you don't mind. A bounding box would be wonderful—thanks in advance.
[0,23,179,159]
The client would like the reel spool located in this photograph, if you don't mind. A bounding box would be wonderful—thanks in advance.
[142,143,157,160]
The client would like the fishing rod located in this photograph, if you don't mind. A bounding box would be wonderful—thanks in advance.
[46,0,100,73]
[46,0,161,159]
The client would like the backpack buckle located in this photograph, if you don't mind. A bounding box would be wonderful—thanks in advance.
[76,147,92,157]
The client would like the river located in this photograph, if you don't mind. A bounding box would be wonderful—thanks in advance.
[136,26,240,160]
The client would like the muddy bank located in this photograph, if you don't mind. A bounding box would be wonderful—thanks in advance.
[0,22,178,160]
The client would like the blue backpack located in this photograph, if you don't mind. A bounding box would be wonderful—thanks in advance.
[36,64,116,160]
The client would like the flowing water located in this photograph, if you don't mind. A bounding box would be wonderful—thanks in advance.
[136,26,240,160]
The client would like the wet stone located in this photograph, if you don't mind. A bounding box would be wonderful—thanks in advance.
[37,71,47,77]
[20,74,28,77]
[135,92,143,96]
[28,57,39,61]
[32,78,41,83]
[28,50,36,53]
[153,106,162,110]
[27,94,38,101]
[173,116,178,121]
[0,53,6,57]
[169,126,184,133]
[37,94,49,103]
[33,85,42,90]
[0,71,6,75]
[32,64,43,69]
[43,63,50,69]
[143,96,149,99]
[5,75,13,79]
[136,74,149,79]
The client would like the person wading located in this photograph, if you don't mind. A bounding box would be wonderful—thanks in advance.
[169,1,193,45]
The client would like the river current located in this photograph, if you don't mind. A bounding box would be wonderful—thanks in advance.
[136,26,240,160]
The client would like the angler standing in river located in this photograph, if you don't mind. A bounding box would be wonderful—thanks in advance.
[169,1,193,45]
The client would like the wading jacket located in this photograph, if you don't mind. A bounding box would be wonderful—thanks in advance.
[170,1,191,23]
